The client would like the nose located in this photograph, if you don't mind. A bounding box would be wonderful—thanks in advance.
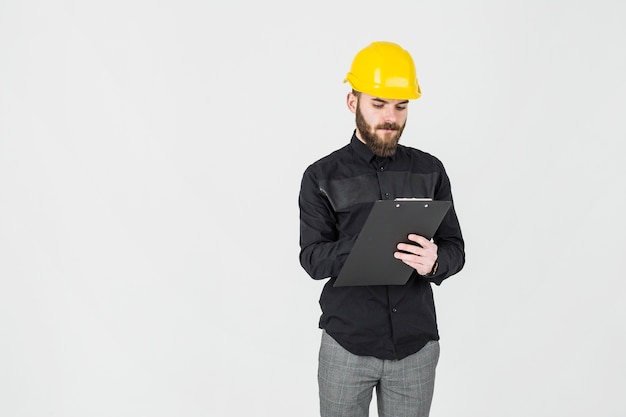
[382,107,398,124]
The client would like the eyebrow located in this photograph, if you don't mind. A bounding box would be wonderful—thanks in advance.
[373,98,410,105]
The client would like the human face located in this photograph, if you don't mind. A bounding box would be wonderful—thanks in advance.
[349,92,409,157]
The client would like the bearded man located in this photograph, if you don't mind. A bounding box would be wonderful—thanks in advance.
[298,41,466,417]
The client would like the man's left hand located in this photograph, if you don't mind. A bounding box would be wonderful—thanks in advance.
[394,234,438,276]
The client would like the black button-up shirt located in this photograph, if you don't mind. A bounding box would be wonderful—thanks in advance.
[299,132,465,360]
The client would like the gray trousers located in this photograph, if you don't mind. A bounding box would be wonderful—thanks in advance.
[318,331,440,417]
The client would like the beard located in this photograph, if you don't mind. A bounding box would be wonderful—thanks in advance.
[355,103,406,157]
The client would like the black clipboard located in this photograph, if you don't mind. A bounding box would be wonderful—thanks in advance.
[334,199,451,287]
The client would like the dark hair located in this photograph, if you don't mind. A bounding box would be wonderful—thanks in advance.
[352,89,361,97]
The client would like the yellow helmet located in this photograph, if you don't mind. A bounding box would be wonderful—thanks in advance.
[344,41,421,100]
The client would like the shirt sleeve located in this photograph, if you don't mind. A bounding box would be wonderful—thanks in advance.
[424,157,466,285]
[298,166,357,280]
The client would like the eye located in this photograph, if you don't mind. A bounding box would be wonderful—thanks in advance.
[396,105,407,111]
[373,103,384,108]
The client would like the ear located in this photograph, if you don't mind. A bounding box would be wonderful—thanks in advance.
[346,92,358,114]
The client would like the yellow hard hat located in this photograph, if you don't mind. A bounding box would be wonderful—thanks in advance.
[344,41,421,100]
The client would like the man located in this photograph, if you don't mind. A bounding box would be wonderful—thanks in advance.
[298,41,465,417]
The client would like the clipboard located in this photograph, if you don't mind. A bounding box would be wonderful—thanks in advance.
[334,199,451,287]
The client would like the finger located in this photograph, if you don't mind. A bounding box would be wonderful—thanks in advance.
[395,255,431,275]
[396,252,435,272]
[407,234,432,248]
[396,242,425,256]
[394,251,426,264]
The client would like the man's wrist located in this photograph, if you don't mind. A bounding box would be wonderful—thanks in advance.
[425,260,439,276]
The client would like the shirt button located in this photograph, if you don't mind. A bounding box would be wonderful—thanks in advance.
[392,308,397,313]
[379,166,384,171]
[384,193,390,199]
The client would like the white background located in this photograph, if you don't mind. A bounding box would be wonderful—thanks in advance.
[1,1,625,416]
